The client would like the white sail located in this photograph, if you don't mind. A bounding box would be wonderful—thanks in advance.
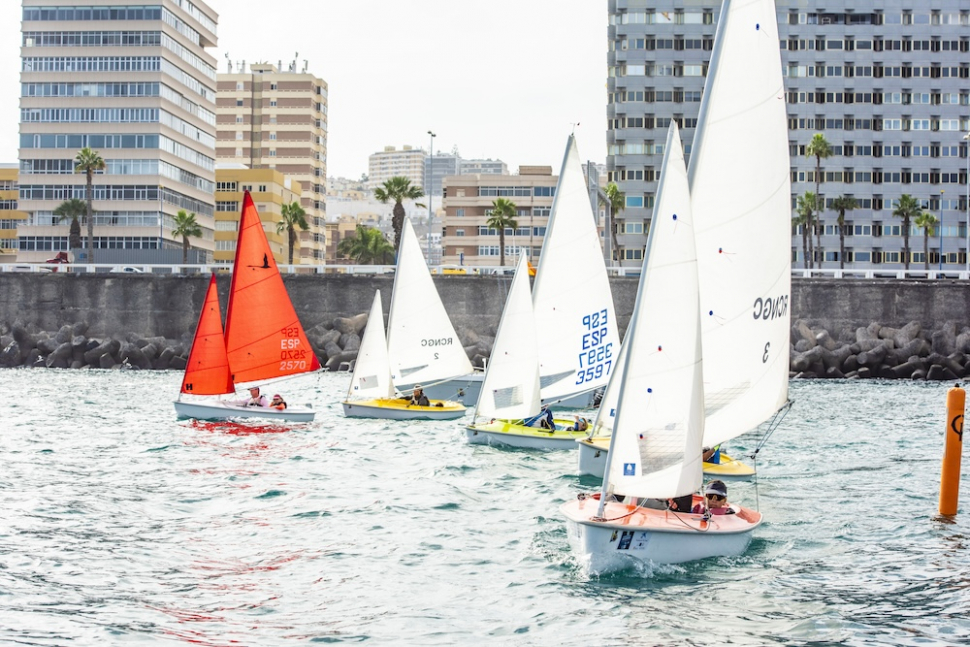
[532,135,619,403]
[474,255,542,421]
[347,290,395,400]
[606,123,705,500]
[387,218,474,387]
[688,0,792,448]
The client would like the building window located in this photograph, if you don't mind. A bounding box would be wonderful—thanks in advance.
[456,229,465,236]
[236,82,243,91]
[235,99,243,107]
[455,208,465,217]
[269,100,277,107]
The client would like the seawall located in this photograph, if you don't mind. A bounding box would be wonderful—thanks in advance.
[1,273,968,340]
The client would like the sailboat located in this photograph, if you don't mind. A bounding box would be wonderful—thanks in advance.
[341,218,468,420]
[466,255,585,448]
[563,0,792,569]
[533,135,619,409]
[174,191,319,421]
[576,0,792,482]
[464,136,618,448]
[562,122,762,571]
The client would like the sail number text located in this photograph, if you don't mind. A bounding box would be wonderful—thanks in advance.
[752,294,788,321]
[576,309,613,385]
[280,329,308,370]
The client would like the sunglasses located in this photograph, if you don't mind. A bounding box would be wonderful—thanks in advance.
[706,494,724,501]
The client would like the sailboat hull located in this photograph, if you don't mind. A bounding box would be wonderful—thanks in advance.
[577,437,755,479]
[173,400,315,422]
[561,496,761,571]
[342,398,467,420]
[465,419,587,450]
[399,374,483,406]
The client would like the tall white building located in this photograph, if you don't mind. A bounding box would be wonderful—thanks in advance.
[367,145,426,191]
[17,0,219,263]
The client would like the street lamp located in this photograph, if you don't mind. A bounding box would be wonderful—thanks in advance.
[427,130,436,262]
[940,189,943,272]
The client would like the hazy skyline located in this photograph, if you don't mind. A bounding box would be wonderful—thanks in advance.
[1,0,608,180]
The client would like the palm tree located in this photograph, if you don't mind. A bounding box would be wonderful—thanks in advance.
[486,198,519,266]
[53,198,87,253]
[892,194,922,270]
[276,201,309,265]
[805,134,832,269]
[373,177,424,253]
[914,211,939,271]
[337,225,395,264]
[829,196,857,270]
[796,192,816,270]
[74,147,105,263]
[172,210,202,265]
[601,182,625,262]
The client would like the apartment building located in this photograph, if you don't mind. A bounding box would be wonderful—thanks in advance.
[213,167,302,265]
[0,165,28,262]
[367,145,425,192]
[607,0,969,269]
[440,166,557,267]
[424,155,509,199]
[216,61,328,264]
[17,0,219,263]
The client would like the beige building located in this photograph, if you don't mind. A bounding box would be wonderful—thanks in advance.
[17,0,219,264]
[367,145,426,192]
[441,166,558,267]
[213,167,302,265]
[0,166,28,262]
[216,61,328,264]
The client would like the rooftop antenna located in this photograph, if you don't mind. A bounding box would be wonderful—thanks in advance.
[303,59,308,73]
[225,52,231,72]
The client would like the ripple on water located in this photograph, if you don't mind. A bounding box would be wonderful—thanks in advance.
[0,373,968,645]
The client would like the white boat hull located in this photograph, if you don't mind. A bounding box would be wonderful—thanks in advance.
[561,496,761,572]
[400,373,483,406]
[543,389,598,409]
[342,399,467,420]
[174,400,315,422]
[577,438,607,477]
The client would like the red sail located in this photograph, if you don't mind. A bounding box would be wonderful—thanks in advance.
[224,191,321,384]
[181,274,234,395]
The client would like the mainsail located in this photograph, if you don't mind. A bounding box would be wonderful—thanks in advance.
[223,191,321,384]
[688,0,792,448]
[386,218,473,386]
[532,136,619,403]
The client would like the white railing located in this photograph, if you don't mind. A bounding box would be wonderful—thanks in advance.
[790,268,970,280]
[1,262,967,280]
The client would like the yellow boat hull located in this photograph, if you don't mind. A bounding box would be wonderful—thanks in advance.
[466,418,588,449]
[577,436,755,478]
[342,398,466,420]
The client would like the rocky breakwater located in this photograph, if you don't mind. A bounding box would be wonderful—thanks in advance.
[790,319,970,381]
[0,311,495,373]
[0,321,189,371]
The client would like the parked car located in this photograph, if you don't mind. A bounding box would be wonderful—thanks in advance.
[45,251,71,272]
[109,266,144,274]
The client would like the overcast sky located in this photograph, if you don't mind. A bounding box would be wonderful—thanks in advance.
[0,0,608,180]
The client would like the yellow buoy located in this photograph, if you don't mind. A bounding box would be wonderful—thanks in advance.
[939,384,965,516]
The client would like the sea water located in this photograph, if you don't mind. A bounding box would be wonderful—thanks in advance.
[1,371,968,646]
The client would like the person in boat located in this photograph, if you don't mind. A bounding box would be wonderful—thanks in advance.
[524,406,556,430]
[702,445,722,464]
[403,385,430,407]
[270,394,287,410]
[240,386,269,407]
[570,415,590,432]
[692,480,735,515]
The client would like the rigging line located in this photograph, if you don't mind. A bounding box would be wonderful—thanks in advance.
[751,398,795,456]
